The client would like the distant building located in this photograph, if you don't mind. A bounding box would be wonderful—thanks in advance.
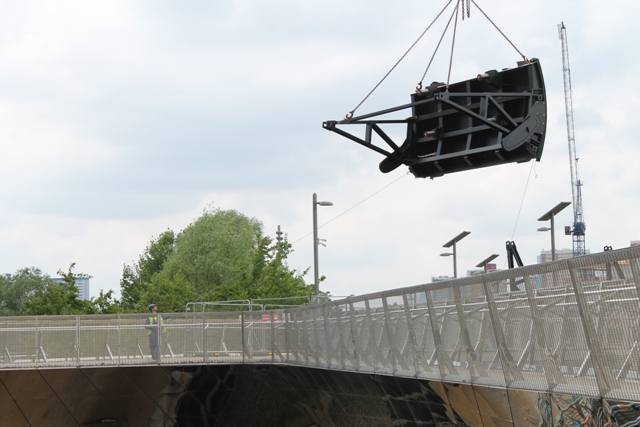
[631,241,640,247]
[51,277,91,301]
[467,263,498,276]
[536,248,592,288]
[537,248,576,264]
[429,276,457,302]
[412,268,499,306]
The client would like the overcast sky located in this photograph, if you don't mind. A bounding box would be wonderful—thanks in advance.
[1,0,638,303]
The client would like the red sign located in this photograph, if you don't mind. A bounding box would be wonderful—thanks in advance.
[261,313,281,322]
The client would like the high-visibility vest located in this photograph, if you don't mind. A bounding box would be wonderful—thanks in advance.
[147,315,167,334]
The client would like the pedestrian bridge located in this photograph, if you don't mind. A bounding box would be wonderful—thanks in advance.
[2,247,640,426]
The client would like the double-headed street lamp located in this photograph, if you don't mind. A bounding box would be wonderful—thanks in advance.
[537,201,571,261]
[313,193,333,297]
[440,231,471,278]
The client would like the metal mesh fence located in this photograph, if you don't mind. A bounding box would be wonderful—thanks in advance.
[1,246,640,400]
[284,246,640,400]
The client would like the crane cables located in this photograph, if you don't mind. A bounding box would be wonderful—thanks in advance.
[345,0,529,121]
[344,0,454,121]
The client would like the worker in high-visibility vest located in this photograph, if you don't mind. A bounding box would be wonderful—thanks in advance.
[145,304,166,362]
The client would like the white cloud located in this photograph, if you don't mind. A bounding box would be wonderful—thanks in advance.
[0,102,122,179]
[0,0,638,302]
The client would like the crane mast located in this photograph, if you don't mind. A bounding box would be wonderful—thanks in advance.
[558,22,586,256]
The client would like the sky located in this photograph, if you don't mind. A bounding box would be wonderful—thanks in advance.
[1,0,639,302]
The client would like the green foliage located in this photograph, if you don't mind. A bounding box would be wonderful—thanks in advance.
[24,263,93,315]
[1,264,124,316]
[2,204,313,317]
[242,236,313,301]
[140,271,196,313]
[0,267,51,316]
[122,206,313,313]
[87,290,122,314]
[168,208,261,294]
[120,230,175,311]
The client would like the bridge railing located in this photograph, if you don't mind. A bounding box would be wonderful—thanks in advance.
[1,246,640,401]
[285,246,640,401]
[0,311,286,368]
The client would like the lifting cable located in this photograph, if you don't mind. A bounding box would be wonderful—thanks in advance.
[291,171,410,238]
[444,0,471,91]
[416,5,457,93]
[501,160,536,270]
[345,0,529,119]
[470,0,528,64]
[344,0,454,121]
[445,1,461,91]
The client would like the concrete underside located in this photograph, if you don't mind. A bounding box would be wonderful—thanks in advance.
[0,364,637,427]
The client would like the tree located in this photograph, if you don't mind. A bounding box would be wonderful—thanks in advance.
[24,263,92,315]
[139,272,196,313]
[140,208,261,310]
[124,206,313,312]
[167,208,261,294]
[87,290,121,314]
[1,264,122,316]
[0,268,52,316]
[120,230,175,311]
[249,239,312,302]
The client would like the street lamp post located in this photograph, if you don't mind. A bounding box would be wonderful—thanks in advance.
[313,193,333,298]
[476,254,499,273]
[537,226,552,260]
[440,252,454,277]
[538,201,571,261]
[440,231,471,278]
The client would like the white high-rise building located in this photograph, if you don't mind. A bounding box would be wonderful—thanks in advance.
[51,277,91,301]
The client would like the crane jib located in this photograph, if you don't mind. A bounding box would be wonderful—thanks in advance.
[559,22,586,257]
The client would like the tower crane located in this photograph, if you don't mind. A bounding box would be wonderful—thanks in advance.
[558,22,586,257]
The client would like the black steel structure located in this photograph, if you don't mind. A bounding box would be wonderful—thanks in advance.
[506,240,523,269]
[323,59,547,179]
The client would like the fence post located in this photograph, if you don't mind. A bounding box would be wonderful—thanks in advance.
[567,257,615,396]
[241,312,247,363]
[202,310,206,363]
[481,276,523,385]
[117,314,121,366]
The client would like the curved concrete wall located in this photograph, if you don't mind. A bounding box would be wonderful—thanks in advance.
[0,365,638,427]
